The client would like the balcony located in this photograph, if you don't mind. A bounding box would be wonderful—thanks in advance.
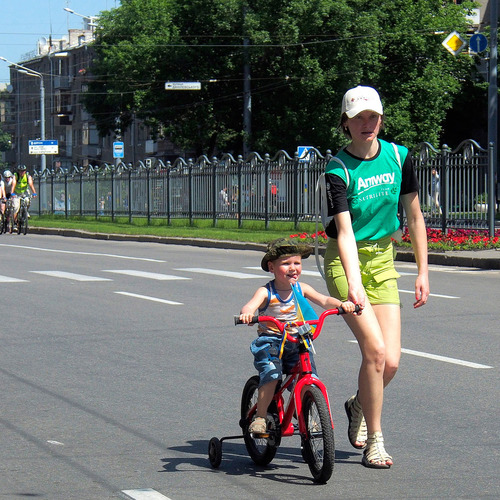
[53,76,71,89]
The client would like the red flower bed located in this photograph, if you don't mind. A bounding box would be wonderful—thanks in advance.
[401,228,500,250]
[289,228,500,250]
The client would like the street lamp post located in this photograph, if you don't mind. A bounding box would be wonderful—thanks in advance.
[63,7,99,32]
[0,56,46,171]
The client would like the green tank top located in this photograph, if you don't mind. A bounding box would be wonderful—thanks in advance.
[325,139,407,241]
[14,172,29,195]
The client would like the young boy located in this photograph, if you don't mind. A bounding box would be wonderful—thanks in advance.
[239,238,356,435]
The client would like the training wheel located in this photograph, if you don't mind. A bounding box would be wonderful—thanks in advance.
[208,437,222,468]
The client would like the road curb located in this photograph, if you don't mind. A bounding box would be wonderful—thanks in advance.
[29,227,500,270]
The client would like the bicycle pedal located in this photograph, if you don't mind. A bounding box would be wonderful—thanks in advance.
[250,431,270,439]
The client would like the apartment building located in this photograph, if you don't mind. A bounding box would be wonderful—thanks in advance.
[1,26,181,171]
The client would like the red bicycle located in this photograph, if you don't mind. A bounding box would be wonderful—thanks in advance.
[208,307,354,483]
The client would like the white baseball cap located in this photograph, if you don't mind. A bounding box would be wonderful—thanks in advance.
[341,85,383,118]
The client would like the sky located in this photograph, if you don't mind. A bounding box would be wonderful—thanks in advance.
[0,0,121,85]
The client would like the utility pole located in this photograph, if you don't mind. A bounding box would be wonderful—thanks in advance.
[488,0,498,236]
[242,3,251,158]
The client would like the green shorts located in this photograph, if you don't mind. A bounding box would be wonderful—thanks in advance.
[324,236,401,305]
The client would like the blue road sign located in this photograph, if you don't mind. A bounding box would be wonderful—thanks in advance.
[469,33,488,53]
[297,146,314,162]
[113,141,124,159]
[29,140,58,154]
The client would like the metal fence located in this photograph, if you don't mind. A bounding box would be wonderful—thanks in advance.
[30,139,498,234]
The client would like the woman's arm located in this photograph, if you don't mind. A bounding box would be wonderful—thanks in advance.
[401,192,429,308]
[301,282,356,312]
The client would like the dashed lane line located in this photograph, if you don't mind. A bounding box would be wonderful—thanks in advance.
[114,292,183,305]
[399,289,459,299]
[0,275,27,283]
[30,271,112,282]
[175,267,263,279]
[349,341,492,369]
[121,489,172,500]
[0,243,165,262]
[103,270,191,280]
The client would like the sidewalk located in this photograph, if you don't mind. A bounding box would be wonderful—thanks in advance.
[30,227,500,270]
[396,248,500,270]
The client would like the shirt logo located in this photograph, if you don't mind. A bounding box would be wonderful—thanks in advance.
[357,172,394,191]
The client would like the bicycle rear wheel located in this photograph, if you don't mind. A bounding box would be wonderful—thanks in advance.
[240,375,279,466]
[301,385,335,483]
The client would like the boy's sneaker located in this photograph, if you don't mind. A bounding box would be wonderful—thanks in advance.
[248,416,268,436]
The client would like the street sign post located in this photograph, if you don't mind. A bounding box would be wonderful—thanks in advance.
[29,139,58,155]
[165,81,201,90]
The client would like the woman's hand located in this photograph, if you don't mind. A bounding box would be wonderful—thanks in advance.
[413,274,430,308]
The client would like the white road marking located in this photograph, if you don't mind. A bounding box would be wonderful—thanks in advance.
[401,347,493,369]
[121,489,172,500]
[176,267,263,279]
[0,275,27,283]
[103,270,191,280]
[0,243,165,262]
[114,292,183,305]
[397,263,499,275]
[248,266,416,277]
[245,266,323,277]
[31,271,111,282]
[399,289,459,299]
[349,341,492,368]
[47,440,64,446]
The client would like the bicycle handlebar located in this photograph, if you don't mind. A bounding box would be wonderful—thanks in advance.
[234,306,360,342]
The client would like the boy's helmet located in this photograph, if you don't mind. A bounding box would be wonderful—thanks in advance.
[3,170,13,178]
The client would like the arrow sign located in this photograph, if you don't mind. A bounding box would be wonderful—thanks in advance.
[469,33,488,53]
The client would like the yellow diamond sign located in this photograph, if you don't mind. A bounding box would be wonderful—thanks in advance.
[442,31,467,56]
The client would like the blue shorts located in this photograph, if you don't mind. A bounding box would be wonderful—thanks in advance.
[250,335,317,387]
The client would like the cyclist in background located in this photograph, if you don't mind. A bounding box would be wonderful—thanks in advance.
[3,170,15,199]
[0,173,5,214]
[11,165,37,225]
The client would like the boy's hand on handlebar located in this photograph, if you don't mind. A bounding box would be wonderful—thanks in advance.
[339,300,361,315]
[239,312,256,325]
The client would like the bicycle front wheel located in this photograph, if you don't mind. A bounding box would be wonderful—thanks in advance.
[240,375,279,466]
[301,385,335,483]
[21,208,28,235]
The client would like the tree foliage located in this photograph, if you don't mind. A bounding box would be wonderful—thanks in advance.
[83,0,480,155]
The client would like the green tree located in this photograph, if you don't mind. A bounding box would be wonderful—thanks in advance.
[83,0,479,155]
[0,129,10,151]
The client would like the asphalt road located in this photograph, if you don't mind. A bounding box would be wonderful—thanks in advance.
[0,234,498,499]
